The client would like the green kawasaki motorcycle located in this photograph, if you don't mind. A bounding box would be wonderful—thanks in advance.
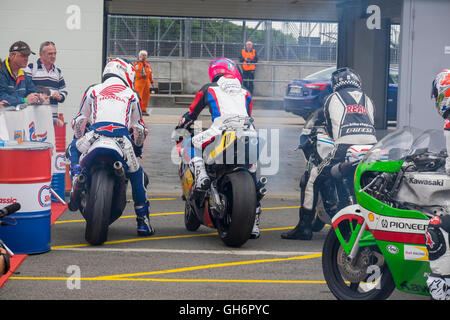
[323,127,448,300]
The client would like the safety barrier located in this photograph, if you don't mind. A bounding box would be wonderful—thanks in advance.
[51,115,66,203]
[0,141,53,254]
[0,104,66,205]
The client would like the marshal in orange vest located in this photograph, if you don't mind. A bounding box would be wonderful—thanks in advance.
[241,49,257,71]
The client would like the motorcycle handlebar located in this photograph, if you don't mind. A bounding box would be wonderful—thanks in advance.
[0,203,21,219]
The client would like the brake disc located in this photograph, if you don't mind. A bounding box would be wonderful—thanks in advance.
[336,246,385,283]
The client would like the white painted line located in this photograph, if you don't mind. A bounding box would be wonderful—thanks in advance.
[53,247,321,256]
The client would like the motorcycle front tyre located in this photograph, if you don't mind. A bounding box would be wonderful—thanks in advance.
[84,168,114,245]
[322,228,396,300]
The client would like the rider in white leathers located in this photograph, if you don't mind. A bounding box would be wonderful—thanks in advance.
[175,57,262,239]
[426,69,450,300]
[68,58,154,236]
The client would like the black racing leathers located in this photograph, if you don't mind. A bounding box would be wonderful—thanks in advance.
[302,87,376,212]
[323,87,377,145]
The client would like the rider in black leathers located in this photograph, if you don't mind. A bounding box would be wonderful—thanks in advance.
[281,67,377,240]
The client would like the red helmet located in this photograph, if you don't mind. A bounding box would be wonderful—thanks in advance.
[208,58,242,83]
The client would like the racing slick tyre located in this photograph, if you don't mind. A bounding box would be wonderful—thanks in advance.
[217,170,257,247]
[84,168,114,245]
[322,227,396,300]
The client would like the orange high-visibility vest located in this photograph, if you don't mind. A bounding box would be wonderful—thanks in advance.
[241,49,256,71]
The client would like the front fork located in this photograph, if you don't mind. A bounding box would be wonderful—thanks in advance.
[347,219,367,262]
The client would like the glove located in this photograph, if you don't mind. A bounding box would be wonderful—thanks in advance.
[132,125,147,147]
[133,143,143,158]
[172,124,196,144]
[175,112,194,130]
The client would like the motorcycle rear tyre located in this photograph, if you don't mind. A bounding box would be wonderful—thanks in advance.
[218,171,256,247]
[84,169,114,245]
[322,228,396,300]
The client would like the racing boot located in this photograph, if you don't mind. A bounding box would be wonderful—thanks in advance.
[68,164,82,211]
[135,201,155,236]
[189,157,211,191]
[280,207,314,240]
[250,204,262,239]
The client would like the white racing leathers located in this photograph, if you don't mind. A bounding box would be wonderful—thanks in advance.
[426,125,450,300]
[302,87,377,212]
[71,76,148,205]
[181,75,253,160]
[425,214,450,300]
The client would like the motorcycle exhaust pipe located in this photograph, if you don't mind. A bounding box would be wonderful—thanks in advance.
[78,173,86,184]
[256,176,268,190]
[114,161,126,179]
[257,187,267,202]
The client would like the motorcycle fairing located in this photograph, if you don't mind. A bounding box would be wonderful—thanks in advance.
[206,130,236,163]
[332,204,431,296]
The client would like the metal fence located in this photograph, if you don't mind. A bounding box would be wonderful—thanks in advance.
[107,16,400,65]
[107,15,339,63]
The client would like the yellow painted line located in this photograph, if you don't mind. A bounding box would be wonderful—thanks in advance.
[93,253,321,280]
[51,232,220,249]
[127,198,177,203]
[54,211,184,224]
[262,206,300,210]
[8,276,326,285]
[54,206,299,224]
[9,253,322,283]
[51,226,296,249]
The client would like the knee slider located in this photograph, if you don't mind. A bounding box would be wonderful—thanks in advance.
[426,224,447,261]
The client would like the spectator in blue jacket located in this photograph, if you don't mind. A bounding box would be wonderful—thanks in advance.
[0,59,8,108]
[0,41,48,106]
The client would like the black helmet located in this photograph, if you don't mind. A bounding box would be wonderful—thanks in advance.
[331,67,362,91]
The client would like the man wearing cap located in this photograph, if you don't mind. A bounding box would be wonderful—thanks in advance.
[24,41,67,126]
[0,41,48,106]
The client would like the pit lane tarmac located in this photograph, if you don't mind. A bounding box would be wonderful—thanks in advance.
[0,196,427,301]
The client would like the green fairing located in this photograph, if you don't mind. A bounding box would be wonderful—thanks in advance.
[353,160,430,295]
[354,161,428,220]
[377,240,431,296]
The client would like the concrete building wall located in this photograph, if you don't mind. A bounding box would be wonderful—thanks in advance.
[0,0,104,138]
[398,0,450,129]
[106,0,339,22]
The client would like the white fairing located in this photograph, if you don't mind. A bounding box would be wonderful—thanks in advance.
[394,172,450,213]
